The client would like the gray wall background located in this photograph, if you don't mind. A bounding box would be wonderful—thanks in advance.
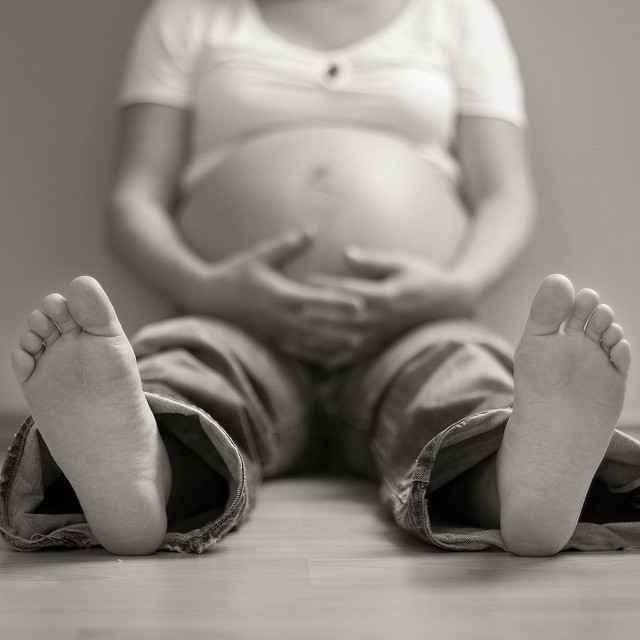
[1,1,639,423]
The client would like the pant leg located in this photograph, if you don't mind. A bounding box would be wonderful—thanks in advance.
[0,316,319,554]
[333,319,640,552]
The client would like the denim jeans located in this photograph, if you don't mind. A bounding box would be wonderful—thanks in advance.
[3,316,640,554]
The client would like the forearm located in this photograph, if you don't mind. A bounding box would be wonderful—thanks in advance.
[106,195,209,312]
[449,190,536,301]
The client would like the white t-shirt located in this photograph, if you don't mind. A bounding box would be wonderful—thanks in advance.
[118,0,527,192]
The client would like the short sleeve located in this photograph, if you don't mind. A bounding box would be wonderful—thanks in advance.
[453,0,527,126]
[117,0,209,108]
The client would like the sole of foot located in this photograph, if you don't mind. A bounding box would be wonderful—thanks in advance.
[497,274,631,556]
[11,276,172,555]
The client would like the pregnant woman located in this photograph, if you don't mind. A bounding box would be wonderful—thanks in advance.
[3,0,640,558]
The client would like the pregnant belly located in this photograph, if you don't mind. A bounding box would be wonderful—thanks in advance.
[176,127,469,280]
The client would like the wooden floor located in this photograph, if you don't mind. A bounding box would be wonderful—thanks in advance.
[2,453,640,640]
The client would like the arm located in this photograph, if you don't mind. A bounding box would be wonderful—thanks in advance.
[305,116,535,359]
[449,115,536,302]
[309,117,535,313]
[106,103,365,367]
[106,103,210,312]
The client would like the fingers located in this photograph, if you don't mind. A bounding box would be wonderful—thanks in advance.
[343,246,403,279]
[296,306,375,330]
[259,268,366,318]
[306,273,390,304]
[247,229,315,268]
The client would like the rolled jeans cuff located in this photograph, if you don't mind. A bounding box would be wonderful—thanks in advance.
[0,389,249,554]
[383,406,640,552]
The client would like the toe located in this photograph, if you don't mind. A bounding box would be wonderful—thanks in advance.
[601,323,624,351]
[584,304,614,343]
[11,348,35,383]
[20,330,46,356]
[66,276,122,337]
[27,309,60,344]
[42,293,79,334]
[525,274,575,336]
[565,288,600,334]
[610,339,632,375]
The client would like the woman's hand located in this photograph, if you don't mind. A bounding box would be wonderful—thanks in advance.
[306,246,477,362]
[192,230,368,369]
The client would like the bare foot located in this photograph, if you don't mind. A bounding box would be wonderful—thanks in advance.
[497,274,631,556]
[11,276,172,555]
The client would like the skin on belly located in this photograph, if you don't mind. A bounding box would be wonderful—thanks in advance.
[176,127,469,280]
